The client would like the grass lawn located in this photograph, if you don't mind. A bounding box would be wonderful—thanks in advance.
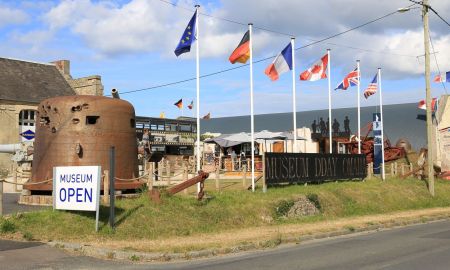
[2,176,450,252]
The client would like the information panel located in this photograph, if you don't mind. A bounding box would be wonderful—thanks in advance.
[265,153,367,185]
[53,166,101,211]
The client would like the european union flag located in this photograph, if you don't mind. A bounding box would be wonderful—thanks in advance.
[174,10,197,57]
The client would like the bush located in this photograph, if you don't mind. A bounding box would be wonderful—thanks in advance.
[274,200,295,218]
[0,219,16,233]
[23,232,33,241]
[306,193,321,211]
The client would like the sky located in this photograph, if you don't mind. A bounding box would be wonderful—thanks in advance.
[0,0,449,119]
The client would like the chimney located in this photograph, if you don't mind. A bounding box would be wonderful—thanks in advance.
[51,60,70,77]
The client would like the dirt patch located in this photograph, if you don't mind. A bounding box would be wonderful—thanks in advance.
[82,207,450,253]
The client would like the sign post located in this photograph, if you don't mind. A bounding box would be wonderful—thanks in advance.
[373,113,383,176]
[53,166,101,231]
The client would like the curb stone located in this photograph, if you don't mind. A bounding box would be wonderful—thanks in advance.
[47,215,450,263]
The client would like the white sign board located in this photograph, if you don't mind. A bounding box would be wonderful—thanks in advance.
[53,166,101,231]
[53,166,101,211]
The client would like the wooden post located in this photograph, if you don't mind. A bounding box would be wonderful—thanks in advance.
[262,152,267,193]
[215,165,220,192]
[394,162,398,176]
[0,180,3,216]
[147,162,153,191]
[401,163,405,176]
[410,163,414,175]
[167,160,171,186]
[367,163,372,179]
[242,164,247,188]
[183,162,188,195]
[103,170,109,205]
[390,163,394,178]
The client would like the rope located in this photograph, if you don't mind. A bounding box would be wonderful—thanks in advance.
[0,178,52,185]
[151,171,185,179]
[114,173,149,182]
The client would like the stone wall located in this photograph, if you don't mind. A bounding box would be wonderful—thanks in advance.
[0,102,37,172]
[52,60,104,96]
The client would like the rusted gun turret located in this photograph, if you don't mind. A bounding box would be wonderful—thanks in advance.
[149,171,209,203]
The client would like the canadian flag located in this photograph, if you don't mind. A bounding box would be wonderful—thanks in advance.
[300,54,328,81]
[418,98,438,111]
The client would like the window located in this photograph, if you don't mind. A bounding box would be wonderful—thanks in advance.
[19,110,36,126]
[180,124,192,132]
[86,116,100,125]
[165,122,177,132]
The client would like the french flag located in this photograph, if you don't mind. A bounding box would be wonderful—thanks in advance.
[418,97,438,112]
[264,42,293,81]
[434,72,450,83]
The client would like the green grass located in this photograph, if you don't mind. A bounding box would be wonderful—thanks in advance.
[2,177,450,244]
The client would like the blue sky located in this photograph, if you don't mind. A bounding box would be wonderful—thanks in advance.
[0,0,449,119]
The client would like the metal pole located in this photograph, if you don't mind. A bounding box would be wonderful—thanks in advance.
[109,146,115,229]
[249,23,255,192]
[378,68,385,181]
[327,49,332,153]
[291,38,297,153]
[357,60,361,154]
[0,180,3,216]
[423,0,435,196]
[195,5,201,194]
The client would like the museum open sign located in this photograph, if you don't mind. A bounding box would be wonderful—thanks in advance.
[53,166,101,211]
[265,153,367,184]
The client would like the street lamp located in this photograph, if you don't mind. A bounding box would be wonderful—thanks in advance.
[398,2,435,196]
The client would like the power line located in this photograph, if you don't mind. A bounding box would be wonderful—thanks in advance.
[428,29,447,94]
[408,0,450,27]
[119,5,413,96]
[155,0,294,37]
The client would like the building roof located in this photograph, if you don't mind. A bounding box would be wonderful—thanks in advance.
[0,57,75,103]
[201,103,427,150]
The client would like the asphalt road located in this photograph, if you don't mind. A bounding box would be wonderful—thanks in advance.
[2,193,47,215]
[2,220,450,270]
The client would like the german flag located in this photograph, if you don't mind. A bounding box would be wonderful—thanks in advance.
[202,112,211,120]
[174,99,183,109]
[229,30,250,64]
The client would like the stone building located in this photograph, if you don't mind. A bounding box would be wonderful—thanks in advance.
[0,57,104,177]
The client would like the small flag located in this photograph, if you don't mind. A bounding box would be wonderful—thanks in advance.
[174,99,183,109]
[434,72,450,83]
[363,73,378,99]
[335,67,359,90]
[202,112,211,120]
[174,11,197,56]
[159,112,165,118]
[264,42,293,81]
[229,30,250,64]
[418,98,438,112]
[300,54,328,81]
[187,100,193,110]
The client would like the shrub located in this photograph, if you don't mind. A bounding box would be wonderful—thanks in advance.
[0,219,16,233]
[307,193,321,211]
[274,200,295,218]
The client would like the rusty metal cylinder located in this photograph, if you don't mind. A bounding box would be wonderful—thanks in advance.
[26,95,140,191]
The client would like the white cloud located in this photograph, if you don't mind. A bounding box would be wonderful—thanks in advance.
[0,5,29,28]
[39,0,450,78]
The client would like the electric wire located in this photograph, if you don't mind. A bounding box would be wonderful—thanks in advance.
[119,6,412,95]
[408,0,450,27]
[428,29,448,94]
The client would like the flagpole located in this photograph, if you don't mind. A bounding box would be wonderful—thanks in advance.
[182,98,184,117]
[378,67,385,181]
[291,38,297,153]
[327,49,332,153]
[249,23,255,192]
[357,60,361,154]
[195,5,201,192]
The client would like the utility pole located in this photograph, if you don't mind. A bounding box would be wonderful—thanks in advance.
[423,0,435,196]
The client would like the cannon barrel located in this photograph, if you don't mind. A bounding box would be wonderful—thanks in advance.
[0,144,21,154]
[111,88,120,99]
